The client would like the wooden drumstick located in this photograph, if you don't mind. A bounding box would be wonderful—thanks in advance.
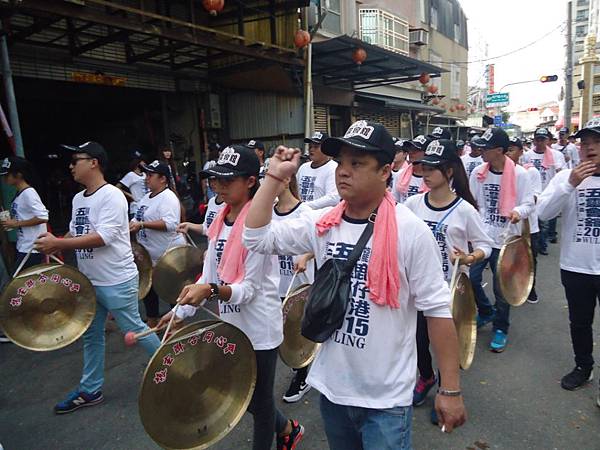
[124,324,166,346]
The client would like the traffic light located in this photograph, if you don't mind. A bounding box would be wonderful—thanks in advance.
[540,75,558,83]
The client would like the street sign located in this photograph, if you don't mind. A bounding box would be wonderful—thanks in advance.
[494,115,502,126]
[486,92,509,107]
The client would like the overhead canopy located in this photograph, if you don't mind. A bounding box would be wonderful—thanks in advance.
[312,35,447,88]
[355,92,444,114]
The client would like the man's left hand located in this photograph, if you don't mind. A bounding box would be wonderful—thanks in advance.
[34,232,63,255]
[435,394,467,433]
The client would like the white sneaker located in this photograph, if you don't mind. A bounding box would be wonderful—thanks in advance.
[0,333,11,343]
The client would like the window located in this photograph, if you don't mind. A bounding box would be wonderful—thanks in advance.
[451,64,460,99]
[431,6,438,29]
[454,23,461,43]
[578,0,589,6]
[576,9,589,22]
[577,25,588,38]
[359,9,409,55]
[322,0,341,35]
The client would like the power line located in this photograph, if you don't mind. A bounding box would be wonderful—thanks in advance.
[430,22,565,67]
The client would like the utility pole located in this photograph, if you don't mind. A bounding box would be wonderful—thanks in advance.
[565,1,573,131]
[0,23,24,157]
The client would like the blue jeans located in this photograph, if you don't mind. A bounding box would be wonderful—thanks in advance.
[469,248,511,333]
[319,394,413,450]
[79,275,160,394]
[539,217,557,251]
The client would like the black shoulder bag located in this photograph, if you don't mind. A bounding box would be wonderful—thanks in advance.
[301,212,376,343]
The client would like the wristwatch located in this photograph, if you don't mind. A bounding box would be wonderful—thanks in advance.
[208,283,220,301]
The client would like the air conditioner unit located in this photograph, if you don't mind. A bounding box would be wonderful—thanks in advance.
[409,28,429,46]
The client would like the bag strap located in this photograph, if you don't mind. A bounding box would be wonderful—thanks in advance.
[433,198,463,234]
[342,209,376,273]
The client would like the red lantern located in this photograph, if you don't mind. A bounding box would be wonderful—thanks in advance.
[294,29,311,48]
[431,97,440,105]
[449,106,455,113]
[203,0,225,16]
[419,72,430,85]
[427,84,438,94]
[352,48,367,65]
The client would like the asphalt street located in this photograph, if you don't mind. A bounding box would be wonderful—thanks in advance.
[1,241,599,450]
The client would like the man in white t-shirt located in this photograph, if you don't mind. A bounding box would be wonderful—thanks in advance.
[35,141,160,415]
[553,127,580,169]
[461,138,484,178]
[117,150,148,218]
[523,127,567,252]
[468,128,534,353]
[538,118,600,404]
[296,131,340,208]
[244,121,466,449]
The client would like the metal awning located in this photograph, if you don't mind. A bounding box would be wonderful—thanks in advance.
[355,92,444,114]
[312,35,447,87]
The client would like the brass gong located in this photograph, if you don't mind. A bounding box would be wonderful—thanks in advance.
[152,245,204,304]
[139,320,256,450]
[497,219,534,307]
[0,263,96,351]
[279,284,320,369]
[132,241,152,300]
[451,273,477,370]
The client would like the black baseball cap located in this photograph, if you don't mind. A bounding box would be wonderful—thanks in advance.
[62,141,108,167]
[574,117,600,139]
[508,137,523,149]
[0,156,32,176]
[304,131,330,145]
[468,129,480,137]
[456,139,465,148]
[478,127,511,150]
[470,136,487,148]
[404,135,432,152]
[141,160,171,177]
[208,142,221,152]
[321,120,395,163]
[429,126,452,140]
[129,149,144,161]
[200,145,260,178]
[534,127,551,139]
[246,139,265,150]
[413,140,460,166]
[558,127,569,135]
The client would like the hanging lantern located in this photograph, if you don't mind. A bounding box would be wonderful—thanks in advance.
[449,106,455,113]
[352,48,368,65]
[439,102,446,109]
[294,29,311,48]
[431,97,440,105]
[419,72,430,85]
[427,84,438,94]
[203,0,225,16]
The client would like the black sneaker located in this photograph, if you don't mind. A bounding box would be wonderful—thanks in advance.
[526,295,539,304]
[54,390,104,414]
[277,420,304,450]
[283,373,311,403]
[550,238,558,244]
[561,367,593,391]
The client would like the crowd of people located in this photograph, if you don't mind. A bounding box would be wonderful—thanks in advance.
[1,117,599,450]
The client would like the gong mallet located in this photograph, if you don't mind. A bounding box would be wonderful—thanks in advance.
[124,325,167,347]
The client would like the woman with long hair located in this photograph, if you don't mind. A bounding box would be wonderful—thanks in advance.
[404,139,492,424]
[158,145,304,450]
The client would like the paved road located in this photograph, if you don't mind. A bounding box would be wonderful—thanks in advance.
[1,242,599,450]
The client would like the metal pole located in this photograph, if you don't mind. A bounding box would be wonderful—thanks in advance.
[304,41,313,139]
[0,25,24,157]
[565,1,573,131]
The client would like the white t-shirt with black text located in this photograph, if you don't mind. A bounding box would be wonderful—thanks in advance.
[133,188,186,264]
[119,171,147,214]
[404,194,493,280]
[243,204,452,409]
[296,160,339,209]
[10,187,48,253]
[392,169,424,204]
[202,196,225,233]
[461,154,483,178]
[552,142,580,169]
[522,148,567,189]
[524,165,542,234]
[70,184,138,286]
[272,202,315,297]
[177,218,283,351]
[538,170,600,275]
[469,163,534,249]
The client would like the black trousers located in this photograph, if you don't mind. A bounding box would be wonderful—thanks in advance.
[416,311,434,380]
[529,232,539,300]
[247,348,289,450]
[560,270,600,370]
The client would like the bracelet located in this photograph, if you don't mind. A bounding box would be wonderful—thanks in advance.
[266,172,285,183]
[437,388,462,397]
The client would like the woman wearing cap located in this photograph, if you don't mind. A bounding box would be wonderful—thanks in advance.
[116,150,147,219]
[129,160,186,328]
[0,156,49,269]
[404,139,492,423]
[392,135,432,203]
[157,145,304,450]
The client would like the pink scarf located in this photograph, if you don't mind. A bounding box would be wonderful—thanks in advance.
[315,191,400,308]
[522,162,534,170]
[396,164,430,195]
[541,145,555,169]
[206,201,252,284]
[476,156,517,217]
